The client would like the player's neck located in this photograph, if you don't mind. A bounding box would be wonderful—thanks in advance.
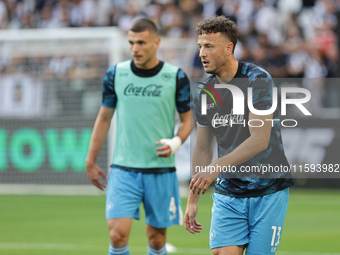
[135,57,160,70]
[216,58,239,83]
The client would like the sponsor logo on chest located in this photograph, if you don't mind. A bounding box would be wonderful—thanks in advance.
[211,109,245,128]
[124,83,162,97]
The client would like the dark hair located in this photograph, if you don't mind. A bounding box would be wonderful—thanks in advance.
[196,16,238,53]
[129,18,158,35]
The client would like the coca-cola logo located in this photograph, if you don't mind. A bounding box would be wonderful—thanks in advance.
[124,83,162,97]
[212,110,244,128]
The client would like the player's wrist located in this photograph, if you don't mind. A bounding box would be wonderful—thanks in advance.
[167,136,182,155]
[187,191,200,203]
[158,136,182,155]
[85,158,96,167]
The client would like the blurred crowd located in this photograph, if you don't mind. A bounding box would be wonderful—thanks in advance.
[0,0,339,74]
[0,0,339,113]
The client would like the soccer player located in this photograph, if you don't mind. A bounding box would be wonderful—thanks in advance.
[86,18,191,255]
[184,16,294,255]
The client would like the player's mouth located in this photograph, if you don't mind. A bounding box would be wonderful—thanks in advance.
[134,55,142,61]
[202,60,209,67]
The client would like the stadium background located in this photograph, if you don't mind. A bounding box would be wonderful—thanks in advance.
[0,0,340,254]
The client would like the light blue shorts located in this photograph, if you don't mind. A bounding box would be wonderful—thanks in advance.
[105,167,183,229]
[210,188,289,254]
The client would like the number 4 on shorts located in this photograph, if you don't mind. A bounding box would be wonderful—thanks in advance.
[169,197,177,215]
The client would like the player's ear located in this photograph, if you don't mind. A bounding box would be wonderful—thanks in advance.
[154,37,161,49]
[226,42,233,55]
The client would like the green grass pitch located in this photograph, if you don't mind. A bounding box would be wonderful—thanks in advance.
[0,189,339,255]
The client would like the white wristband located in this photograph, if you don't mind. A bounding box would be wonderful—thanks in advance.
[159,136,182,155]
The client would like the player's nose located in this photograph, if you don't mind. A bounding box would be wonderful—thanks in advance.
[199,48,206,58]
[132,44,140,53]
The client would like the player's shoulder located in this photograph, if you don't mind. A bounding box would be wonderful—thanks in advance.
[116,60,131,69]
[105,64,117,75]
[239,61,272,80]
[103,65,117,85]
[162,61,179,70]
[197,74,215,89]
[206,74,216,83]
[104,60,131,80]
[162,61,183,75]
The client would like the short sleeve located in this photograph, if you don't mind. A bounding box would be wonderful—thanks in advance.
[175,69,191,113]
[101,66,117,108]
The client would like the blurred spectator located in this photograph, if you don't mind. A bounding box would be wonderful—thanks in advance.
[302,41,328,115]
[253,0,282,46]
[47,55,74,79]
[69,0,96,27]
[159,2,178,35]
[117,3,145,32]
[285,25,306,78]
[267,45,288,78]
[0,0,8,29]
[93,0,112,26]
[52,0,71,28]
[203,0,221,20]
[36,4,57,28]
[251,44,271,70]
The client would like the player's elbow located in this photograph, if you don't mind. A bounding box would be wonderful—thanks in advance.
[259,142,269,153]
[257,136,270,153]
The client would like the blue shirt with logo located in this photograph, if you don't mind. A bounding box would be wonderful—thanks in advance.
[194,61,293,197]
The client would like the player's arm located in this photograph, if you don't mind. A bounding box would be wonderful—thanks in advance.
[176,110,191,142]
[185,125,214,234]
[190,112,273,195]
[85,106,115,190]
[156,110,191,157]
[86,65,116,190]
[156,68,191,157]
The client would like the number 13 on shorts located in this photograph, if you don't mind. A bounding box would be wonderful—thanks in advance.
[271,226,282,252]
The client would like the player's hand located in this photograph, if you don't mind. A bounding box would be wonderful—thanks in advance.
[155,140,172,157]
[190,170,219,195]
[184,202,202,234]
[86,162,107,190]
[156,136,182,157]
